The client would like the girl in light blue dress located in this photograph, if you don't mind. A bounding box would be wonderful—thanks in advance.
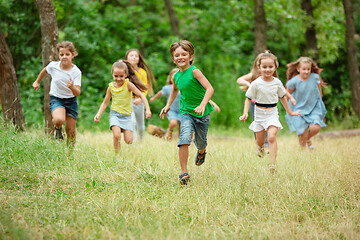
[285,57,327,149]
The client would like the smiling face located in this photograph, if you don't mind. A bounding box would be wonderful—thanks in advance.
[258,58,276,81]
[297,62,312,80]
[58,48,74,69]
[126,50,140,67]
[112,68,127,87]
[172,47,193,71]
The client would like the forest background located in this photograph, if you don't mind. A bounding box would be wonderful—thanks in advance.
[1,0,360,133]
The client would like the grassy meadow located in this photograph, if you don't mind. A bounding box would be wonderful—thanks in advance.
[1,125,360,239]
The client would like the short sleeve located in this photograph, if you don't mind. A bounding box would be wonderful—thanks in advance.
[245,82,256,100]
[277,83,286,98]
[313,73,320,84]
[73,71,81,86]
[286,77,296,90]
[45,61,56,75]
[161,85,171,96]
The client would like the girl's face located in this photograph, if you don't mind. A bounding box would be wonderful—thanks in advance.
[126,51,140,67]
[297,62,312,80]
[172,47,193,70]
[112,68,127,86]
[258,58,276,80]
[59,48,74,67]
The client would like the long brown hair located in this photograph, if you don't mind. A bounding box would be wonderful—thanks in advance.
[125,48,156,94]
[286,57,326,87]
[113,60,147,92]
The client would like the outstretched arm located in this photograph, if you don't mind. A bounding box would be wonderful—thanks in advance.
[239,98,251,122]
[285,90,296,105]
[209,100,220,112]
[94,87,111,122]
[150,90,163,102]
[160,82,179,119]
[236,73,252,89]
[33,68,48,91]
[279,96,301,116]
[129,82,152,119]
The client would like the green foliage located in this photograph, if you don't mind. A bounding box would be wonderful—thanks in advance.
[1,0,359,129]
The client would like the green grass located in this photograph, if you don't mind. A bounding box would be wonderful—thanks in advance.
[1,125,359,239]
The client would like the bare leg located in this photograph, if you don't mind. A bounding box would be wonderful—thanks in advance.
[179,144,189,174]
[52,107,66,128]
[298,130,308,148]
[307,124,320,144]
[65,116,77,147]
[123,129,133,144]
[167,119,178,140]
[111,126,122,154]
[255,130,266,156]
[267,126,278,165]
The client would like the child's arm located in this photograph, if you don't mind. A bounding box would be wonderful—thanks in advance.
[236,73,252,88]
[150,90,163,103]
[279,96,302,116]
[209,100,221,112]
[193,68,214,116]
[94,87,111,122]
[285,90,296,105]
[33,68,48,91]
[67,79,81,96]
[128,82,152,119]
[239,98,251,122]
[160,82,179,119]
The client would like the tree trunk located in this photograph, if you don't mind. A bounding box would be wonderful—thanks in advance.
[254,0,267,55]
[35,0,59,134]
[0,24,26,130]
[164,0,181,37]
[301,0,319,61]
[342,0,360,120]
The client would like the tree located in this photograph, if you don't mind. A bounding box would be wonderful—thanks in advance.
[254,0,267,55]
[301,0,319,61]
[342,0,360,120]
[35,0,59,134]
[0,24,26,129]
[164,0,181,37]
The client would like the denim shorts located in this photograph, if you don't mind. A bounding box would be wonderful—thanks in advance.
[50,96,78,120]
[177,113,210,149]
[109,109,134,132]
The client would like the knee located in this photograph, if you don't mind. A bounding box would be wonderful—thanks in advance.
[267,135,277,144]
[113,134,121,142]
[124,137,133,144]
[52,117,65,125]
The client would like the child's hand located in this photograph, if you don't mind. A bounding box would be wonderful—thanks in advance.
[160,106,170,119]
[145,110,152,119]
[94,114,100,122]
[290,97,296,105]
[194,105,205,116]
[239,113,248,122]
[290,110,302,116]
[66,78,73,88]
[150,97,155,103]
[33,81,40,91]
[133,98,142,105]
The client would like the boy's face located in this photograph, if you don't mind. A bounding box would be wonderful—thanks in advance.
[172,47,193,70]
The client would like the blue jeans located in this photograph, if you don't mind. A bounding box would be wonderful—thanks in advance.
[177,113,210,150]
[50,96,78,120]
[250,101,268,147]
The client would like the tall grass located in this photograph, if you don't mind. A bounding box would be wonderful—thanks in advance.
[1,125,359,239]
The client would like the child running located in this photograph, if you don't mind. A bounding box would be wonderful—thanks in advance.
[125,49,156,141]
[285,57,327,149]
[160,40,214,185]
[33,41,81,146]
[239,51,301,173]
[94,60,151,154]
[237,51,296,156]
[150,68,181,140]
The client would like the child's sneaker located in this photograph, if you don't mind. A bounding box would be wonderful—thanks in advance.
[54,126,64,141]
[269,164,277,174]
[306,140,315,150]
[256,145,265,157]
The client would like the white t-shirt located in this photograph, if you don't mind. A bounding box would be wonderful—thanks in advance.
[246,77,286,104]
[46,61,81,98]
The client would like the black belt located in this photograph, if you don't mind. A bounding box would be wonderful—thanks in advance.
[255,102,277,107]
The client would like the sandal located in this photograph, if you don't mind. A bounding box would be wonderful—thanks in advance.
[195,150,206,166]
[306,140,315,150]
[179,172,190,185]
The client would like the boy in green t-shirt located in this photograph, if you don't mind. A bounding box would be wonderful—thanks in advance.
[160,40,214,185]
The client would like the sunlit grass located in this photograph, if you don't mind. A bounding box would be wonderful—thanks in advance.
[1,126,359,239]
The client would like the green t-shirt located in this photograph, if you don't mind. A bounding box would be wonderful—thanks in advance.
[174,65,214,117]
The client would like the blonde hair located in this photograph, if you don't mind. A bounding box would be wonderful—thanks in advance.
[170,40,195,65]
[56,41,78,57]
[112,60,147,92]
[166,68,179,84]
[125,48,156,94]
[286,57,326,87]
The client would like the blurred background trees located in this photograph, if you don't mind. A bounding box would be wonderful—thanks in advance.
[1,0,359,132]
